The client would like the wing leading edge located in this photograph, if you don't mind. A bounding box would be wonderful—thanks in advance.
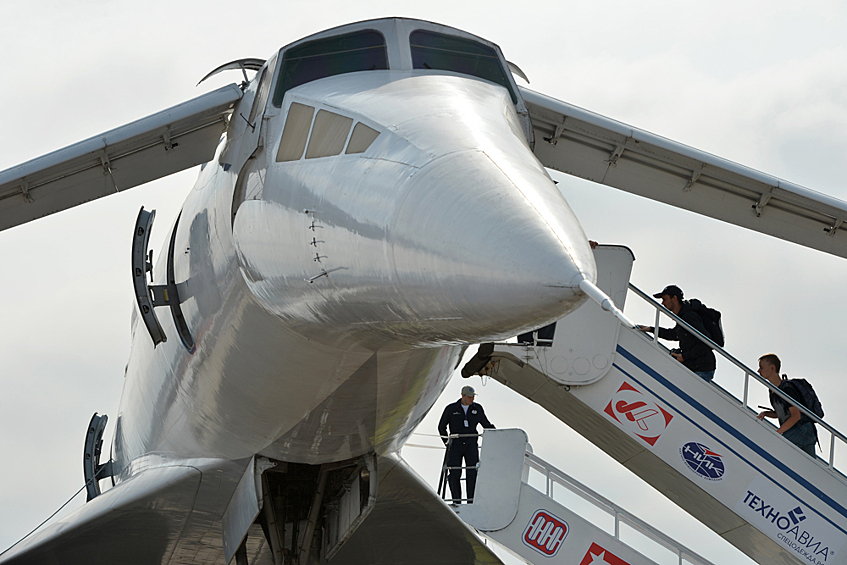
[0,83,242,233]
[521,87,847,259]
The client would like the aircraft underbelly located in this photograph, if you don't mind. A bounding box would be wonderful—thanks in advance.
[118,269,459,471]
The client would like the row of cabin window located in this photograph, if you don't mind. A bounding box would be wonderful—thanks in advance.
[276,103,380,162]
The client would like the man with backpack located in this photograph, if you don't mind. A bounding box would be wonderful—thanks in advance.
[638,285,717,381]
[756,354,819,457]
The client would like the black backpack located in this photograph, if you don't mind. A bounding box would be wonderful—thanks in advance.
[686,299,725,347]
[783,376,824,419]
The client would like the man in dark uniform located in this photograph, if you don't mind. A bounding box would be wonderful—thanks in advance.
[639,285,717,381]
[437,385,495,504]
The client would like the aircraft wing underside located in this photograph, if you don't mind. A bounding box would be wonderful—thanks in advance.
[0,454,502,565]
[0,83,241,233]
[521,86,847,259]
[0,458,245,565]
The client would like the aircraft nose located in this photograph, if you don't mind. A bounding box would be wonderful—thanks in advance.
[391,149,596,342]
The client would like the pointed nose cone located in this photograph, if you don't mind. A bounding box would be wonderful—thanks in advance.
[391,149,595,342]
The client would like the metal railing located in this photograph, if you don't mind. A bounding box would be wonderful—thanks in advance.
[524,450,713,565]
[436,434,482,504]
[628,283,847,474]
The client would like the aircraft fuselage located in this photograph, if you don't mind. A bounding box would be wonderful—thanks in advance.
[112,19,595,480]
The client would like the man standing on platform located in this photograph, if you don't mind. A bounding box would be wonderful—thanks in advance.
[438,385,495,504]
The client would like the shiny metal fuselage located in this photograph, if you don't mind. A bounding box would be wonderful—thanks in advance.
[112,63,594,477]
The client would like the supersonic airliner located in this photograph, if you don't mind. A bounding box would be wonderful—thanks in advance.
[1,17,845,565]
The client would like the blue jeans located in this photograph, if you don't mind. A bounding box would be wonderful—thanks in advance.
[783,421,817,457]
[695,370,715,382]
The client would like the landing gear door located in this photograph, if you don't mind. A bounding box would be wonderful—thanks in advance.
[324,454,378,561]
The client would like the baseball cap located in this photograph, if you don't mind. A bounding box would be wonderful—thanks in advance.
[653,285,683,300]
[461,385,476,397]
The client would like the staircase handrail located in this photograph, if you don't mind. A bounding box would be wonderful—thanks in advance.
[524,450,714,565]
[437,434,482,502]
[628,282,847,470]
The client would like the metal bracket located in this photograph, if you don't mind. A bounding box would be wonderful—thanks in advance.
[132,207,167,345]
[752,192,772,217]
[83,413,114,502]
[19,179,33,203]
[131,208,193,350]
[606,143,626,167]
[162,131,177,152]
[682,165,704,192]
[543,119,567,145]
[100,154,119,192]
[100,154,111,175]
[147,250,154,282]
[825,218,843,236]
[150,283,180,306]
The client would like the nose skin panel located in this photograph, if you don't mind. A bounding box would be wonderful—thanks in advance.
[391,149,595,343]
[234,74,595,346]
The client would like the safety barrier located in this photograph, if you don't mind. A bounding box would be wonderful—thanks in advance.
[524,450,713,565]
[455,429,715,565]
[436,433,481,504]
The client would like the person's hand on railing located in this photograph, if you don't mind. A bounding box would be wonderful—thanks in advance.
[636,325,653,333]
[756,407,777,421]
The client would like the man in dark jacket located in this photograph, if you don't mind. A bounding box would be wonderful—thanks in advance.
[639,285,716,381]
[437,385,495,504]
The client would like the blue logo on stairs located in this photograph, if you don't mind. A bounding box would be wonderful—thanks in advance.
[680,441,725,481]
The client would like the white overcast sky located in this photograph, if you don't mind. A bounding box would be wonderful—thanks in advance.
[2,1,847,563]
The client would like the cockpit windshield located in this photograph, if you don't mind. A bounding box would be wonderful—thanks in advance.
[410,30,517,104]
[273,30,388,106]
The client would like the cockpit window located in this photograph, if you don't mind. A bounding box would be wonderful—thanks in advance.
[410,30,517,104]
[276,103,315,162]
[306,110,354,159]
[273,30,388,107]
[345,123,380,154]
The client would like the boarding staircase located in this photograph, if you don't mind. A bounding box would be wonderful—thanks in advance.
[463,245,847,565]
[452,429,715,565]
